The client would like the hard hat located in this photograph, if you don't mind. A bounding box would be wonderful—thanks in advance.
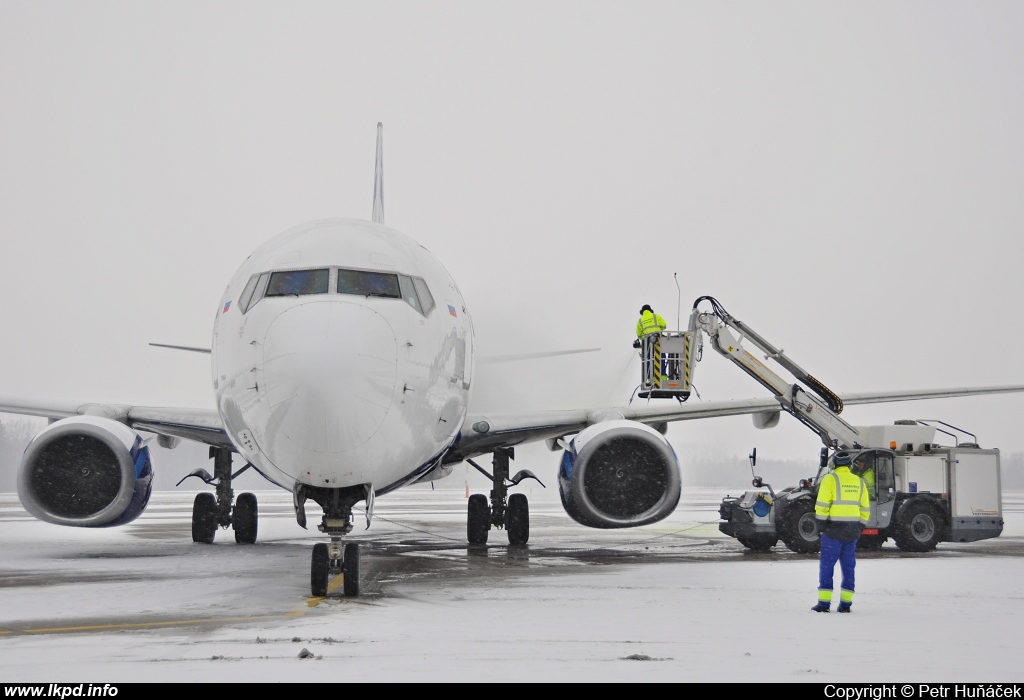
[832,453,852,467]
[641,304,653,313]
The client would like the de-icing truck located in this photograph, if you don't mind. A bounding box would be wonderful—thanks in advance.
[640,296,1004,553]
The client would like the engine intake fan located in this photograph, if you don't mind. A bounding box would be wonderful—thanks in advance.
[558,419,680,528]
[17,415,154,527]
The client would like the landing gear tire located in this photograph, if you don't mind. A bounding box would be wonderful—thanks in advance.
[779,499,821,553]
[191,492,217,544]
[857,533,887,550]
[311,543,329,597]
[232,492,258,544]
[737,533,778,551]
[894,500,943,552]
[467,494,489,544]
[342,543,360,597]
[506,493,529,545]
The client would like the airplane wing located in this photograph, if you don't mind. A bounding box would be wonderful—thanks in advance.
[452,384,1024,461]
[4,383,1022,462]
[0,397,233,450]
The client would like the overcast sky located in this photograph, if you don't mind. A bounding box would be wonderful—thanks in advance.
[1,1,1023,466]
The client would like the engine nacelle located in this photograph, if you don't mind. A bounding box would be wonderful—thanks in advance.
[17,415,154,527]
[558,419,681,528]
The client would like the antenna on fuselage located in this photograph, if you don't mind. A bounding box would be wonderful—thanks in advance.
[372,122,385,224]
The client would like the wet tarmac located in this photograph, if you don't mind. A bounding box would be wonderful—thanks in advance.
[1,487,1023,636]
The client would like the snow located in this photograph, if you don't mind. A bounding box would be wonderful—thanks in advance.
[1,489,1022,682]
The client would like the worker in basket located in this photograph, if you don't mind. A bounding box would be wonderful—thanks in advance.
[633,304,667,347]
[634,305,668,388]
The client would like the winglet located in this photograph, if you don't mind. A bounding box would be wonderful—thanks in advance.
[372,122,384,224]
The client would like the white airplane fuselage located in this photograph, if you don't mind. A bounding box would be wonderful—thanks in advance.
[211,218,473,495]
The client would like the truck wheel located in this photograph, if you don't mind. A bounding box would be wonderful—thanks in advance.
[894,500,943,552]
[779,499,820,553]
[737,534,778,551]
[857,534,887,550]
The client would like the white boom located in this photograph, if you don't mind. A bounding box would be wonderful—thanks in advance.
[682,296,863,449]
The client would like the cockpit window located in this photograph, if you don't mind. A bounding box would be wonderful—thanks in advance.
[412,277,435,315]
[242,266,434,314]
[337,269,401,298]
[238,274,260,314]
[398,275,422,314]
[265,269,330,297]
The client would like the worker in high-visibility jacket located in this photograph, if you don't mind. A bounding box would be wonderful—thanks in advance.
[635,305,667,340]
[633,305,669,387]
[812,452,870,613]
[853,454,876,499]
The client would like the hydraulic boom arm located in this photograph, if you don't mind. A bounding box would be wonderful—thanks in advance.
[685,296,862,449]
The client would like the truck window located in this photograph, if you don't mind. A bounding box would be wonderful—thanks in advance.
[337,269,401,298]
[853,450,895,504]
[265,269,330,297]
[874,453,894,504]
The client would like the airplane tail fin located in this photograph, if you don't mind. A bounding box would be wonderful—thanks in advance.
[372,122,384,224]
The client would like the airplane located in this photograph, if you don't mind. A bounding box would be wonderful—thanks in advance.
[4,123,1023,597]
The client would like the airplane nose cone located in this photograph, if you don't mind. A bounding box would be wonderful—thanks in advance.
[261,301,397,458]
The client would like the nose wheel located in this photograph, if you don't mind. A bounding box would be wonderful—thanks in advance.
[296,484,368,598]
[311,540,360,597]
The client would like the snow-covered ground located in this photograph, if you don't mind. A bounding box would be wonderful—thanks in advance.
[1,488,1022,682]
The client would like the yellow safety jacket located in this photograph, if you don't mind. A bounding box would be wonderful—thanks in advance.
[636,310,667,338]
[862,468,876,499]
[815,466,869,541]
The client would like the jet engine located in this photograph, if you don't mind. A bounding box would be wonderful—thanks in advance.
[557,419,680,528]
[17,415,154,527]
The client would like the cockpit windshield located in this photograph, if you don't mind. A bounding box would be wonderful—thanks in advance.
[238,266,435,316]
[265,269,330,297]
[337,269,402,298]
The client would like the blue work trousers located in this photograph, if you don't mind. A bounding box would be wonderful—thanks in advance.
[818,532,857,594]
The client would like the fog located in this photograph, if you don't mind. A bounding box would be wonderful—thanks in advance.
[1,2,1023,486]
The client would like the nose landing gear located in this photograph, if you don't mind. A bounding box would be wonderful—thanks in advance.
[466,448,544,546]
[311,540,360,597]
[296,483,367,597]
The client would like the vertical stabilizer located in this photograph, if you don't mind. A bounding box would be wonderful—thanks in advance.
[372,122,385,224]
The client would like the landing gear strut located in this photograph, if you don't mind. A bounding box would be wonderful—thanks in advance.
[466,448,543,546]
[185,447,257,544]
[296,484,365,597]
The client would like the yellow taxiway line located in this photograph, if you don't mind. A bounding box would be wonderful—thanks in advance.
[1,576,346,635]
[14,612,306,635]
[306,575,346,607]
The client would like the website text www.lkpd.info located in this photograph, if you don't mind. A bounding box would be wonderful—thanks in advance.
[4,686,118,698]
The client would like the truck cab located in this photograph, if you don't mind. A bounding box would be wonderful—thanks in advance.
[718,422,1004,553]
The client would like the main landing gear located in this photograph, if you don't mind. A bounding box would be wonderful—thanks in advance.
[466,447,544,546]
[295,484,366,597]
[180,447,258,545]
